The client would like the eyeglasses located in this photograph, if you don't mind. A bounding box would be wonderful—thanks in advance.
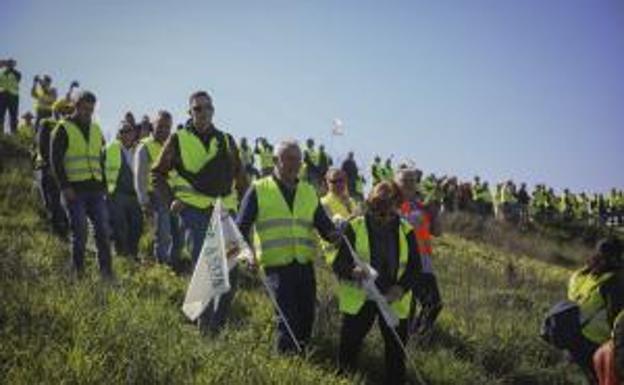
[191,104,214,113]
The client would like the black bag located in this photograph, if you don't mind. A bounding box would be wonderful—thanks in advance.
[540,300,582,350]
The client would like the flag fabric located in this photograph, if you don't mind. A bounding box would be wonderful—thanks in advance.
[182,200,231,321]
[331,118,344,136]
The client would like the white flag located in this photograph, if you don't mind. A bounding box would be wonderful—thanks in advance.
[182,200,231,321]
[220,210,255,268]
[331,118,344,136]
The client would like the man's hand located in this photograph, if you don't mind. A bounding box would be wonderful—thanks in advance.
[351,265,370,281]
[170,199,185,214]
[62,187,77,203]
[385,285,404,303]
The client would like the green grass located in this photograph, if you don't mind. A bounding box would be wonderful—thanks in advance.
[0,136,588,384]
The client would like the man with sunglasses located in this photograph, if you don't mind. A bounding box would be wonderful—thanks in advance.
[151,90,248,334]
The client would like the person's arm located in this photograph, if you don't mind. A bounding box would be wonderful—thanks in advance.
[332,224,356,280]
[37,123,51,168]
[397,230,422,292]
[226,134,250,200]
[30,78,39,99]
[134,145,150,206]
[313,200,339,243]
[50,124,70,189]
[235,186,258,246]
[602,274,624,326]
[150,134,178,207]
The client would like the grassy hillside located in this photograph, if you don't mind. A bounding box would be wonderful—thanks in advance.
[0,135,586,384]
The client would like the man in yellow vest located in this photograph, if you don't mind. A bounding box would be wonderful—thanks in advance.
[303,138,321,187]
[105,122,142,259]
[50,91,112,278]
[151,90,248,334]
[236,140,339,354]
[255,137,274,176]
[31,74,57,127]
[134,110,180,266]
[17,111,35,144]
[0,58,21,134]
[239,137,258,179]
[332,181,421,385]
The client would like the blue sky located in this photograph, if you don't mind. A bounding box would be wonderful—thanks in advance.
[2,0,623,193]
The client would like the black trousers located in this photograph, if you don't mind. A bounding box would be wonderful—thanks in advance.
[410,272,443,334]
[0,92,18,134]
[339,301,408,385]
[264,262,316,354]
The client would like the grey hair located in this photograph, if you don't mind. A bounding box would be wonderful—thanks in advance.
[273,139,301,157]
[394,167,418,183]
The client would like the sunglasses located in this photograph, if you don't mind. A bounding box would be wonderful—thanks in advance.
[328,179,345,184]
[191,104,214,113]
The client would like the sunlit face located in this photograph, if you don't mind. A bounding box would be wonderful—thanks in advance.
[327,171,347,195]
[275,146,302,182]
[119,125,136,147]
[153,115,172,143]
[75,100,95,124]
[190,95,214,127]
[396,171,419,200]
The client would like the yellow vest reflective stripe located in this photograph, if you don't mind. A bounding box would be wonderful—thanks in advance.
[171,129,237,210]
[254,177,319,267]
[338,216,413,319]
[0,70,19,95]
[55,120,104,182]
[105,140,122,194]
[568,269,615,344]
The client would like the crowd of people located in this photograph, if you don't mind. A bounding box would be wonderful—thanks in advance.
[1,58,623,385]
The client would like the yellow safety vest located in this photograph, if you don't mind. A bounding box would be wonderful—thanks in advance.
[321,192,357,264]
[54,119,104,183]
[170,129,237,210]
[254,176,319,267]
[0,70,19,95]
[305,148,320,167]
[568,269,615,344]
[240,146,253,166]
[338,216,413,319]
[17,123,35,143]
[258,146,274,170]
[104,140,124,194]
[34,86,55,112]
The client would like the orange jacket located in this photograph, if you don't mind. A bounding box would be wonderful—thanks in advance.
[400,200,433,256]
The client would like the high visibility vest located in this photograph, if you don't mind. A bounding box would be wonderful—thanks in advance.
[258,146,274,170]
[338,216,413,319]
[170,129,237,210]
[614,310,624,338]
[321,192,356,222]
[54,119,104,183]
[371,163,382,185]
[17,123,35,143]
[240,146,253,167]
[140,136,163,192]
[34,86,55,112]
[355,176,364,196]
[305,148,320,167]
[105,140,126,194]
[400,201,433,256]
[254,176,319,267]
[0,70,19,95]
[568,269,615,344]
[380,165,394,181]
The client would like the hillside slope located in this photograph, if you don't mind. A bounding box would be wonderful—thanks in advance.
[0,136,585,385]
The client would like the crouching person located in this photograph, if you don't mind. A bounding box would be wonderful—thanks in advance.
[333,181,421,385]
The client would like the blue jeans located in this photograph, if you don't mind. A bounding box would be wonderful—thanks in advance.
[62,190,113,277]
[179,206,238,334]
[152,194,181,266]
[109,193,143,258]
